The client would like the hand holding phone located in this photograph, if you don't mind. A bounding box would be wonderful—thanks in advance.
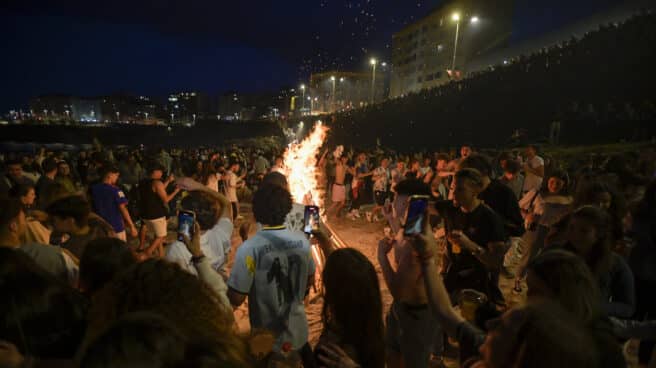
[403,195,430,236]
[304,205,321,235]
[177,210,196,242]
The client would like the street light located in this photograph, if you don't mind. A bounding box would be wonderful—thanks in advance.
[370,58,377,104]
[115,111,120,122]
[170,113,174,124]
[300,84,306,114]
[330,76,336,112]
[450,12,479,71]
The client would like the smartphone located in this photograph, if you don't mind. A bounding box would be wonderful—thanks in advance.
[304,205,320,235]
[403,195,430,236]
[177,210,196,241]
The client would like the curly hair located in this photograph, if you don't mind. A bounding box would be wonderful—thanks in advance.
[85,259,248,367]
[252,184,292,226]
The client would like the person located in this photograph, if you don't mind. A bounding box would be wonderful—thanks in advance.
[35,157,58,205]
[499,159,523,200]
[0,198,78,285]
[315,248,385,368]
[200,160,221,192]
[165,177,233,278]
[411,222,620,368]
[138,163,180,257]
[271,156,285,174]
[227,184,315,366]
[574,181,626,245]
[224,161,241,221]
[90,165,138,241]
[85,259,248,367]
[378,178,442,368]
[370,157,390,222]
[515,169,573,290]
[55,160,77,194]
[445,144,473,173]
[0,159,35,198]
[79,237,136,296]
[326,156,348,218]
[0,247,88,361]
[9,183,36,212]
[434,168,507,304]
[254,152,270,175]
[390,160,406,192]
[348,153,371,220]
[562,205,635,319]
[521,145,545,194]
[46,195,115,259]
[117,154,142,192]
[79,312,238,368]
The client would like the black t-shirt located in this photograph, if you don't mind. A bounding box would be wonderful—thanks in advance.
[435,200,506,298]
[479,180,524,238]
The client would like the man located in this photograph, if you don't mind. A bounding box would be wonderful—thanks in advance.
[0,159,35,198]
[326,156,348,218]
[224,161,241,221]
[459,154,524,281]
[165,177,233,277]
[139,163,180,257]
[35,157,58,204]
[370,157,391,222]
[390,160,406,193]
[90,165,138,241]
[253,152,270,176]
[521,145,545,194]
[228,184,315,365]
[271,156,285,175]
[379,179,442,368]
[348,153,371,220]
[434,169,507,304]
[499,159,524,200]
[446,144,473,173]
[0,198,78,285]
[46,195,115,259]
[56,161,77,194]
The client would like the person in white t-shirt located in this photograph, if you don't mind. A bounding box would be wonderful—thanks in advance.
[224,162,241,221]
[370,158,390,222]
[166,178,233,278]
[521,145,545,194]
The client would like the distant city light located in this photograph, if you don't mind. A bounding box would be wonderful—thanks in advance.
[370,58,377,65]
[452,13,460,21]
[471,16,479,24]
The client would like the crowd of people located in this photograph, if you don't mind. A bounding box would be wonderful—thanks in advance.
[324,11,656,149]
[0,137,654,368]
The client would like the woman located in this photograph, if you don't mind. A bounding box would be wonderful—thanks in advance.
[315,248,385,368]
[515,169,573,291]
[563,205,635,319]
[574,181,626,245]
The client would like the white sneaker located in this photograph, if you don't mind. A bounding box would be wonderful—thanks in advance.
[353,210,361,219]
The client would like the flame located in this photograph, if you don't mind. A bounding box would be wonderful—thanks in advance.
[283,121,329,208]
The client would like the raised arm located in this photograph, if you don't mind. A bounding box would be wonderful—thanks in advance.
[176,177,232,219]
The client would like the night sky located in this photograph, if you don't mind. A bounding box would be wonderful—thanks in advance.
[1,0,629,112]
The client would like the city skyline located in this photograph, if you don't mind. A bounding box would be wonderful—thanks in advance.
[1,0,630,112]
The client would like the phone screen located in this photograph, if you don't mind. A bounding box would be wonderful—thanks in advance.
[304,205,320,234]
[404,197,428,236]
[177,211,195,241]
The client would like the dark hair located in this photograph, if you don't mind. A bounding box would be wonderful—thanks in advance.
[261,171,288,189]
[252,184,292,226]
[99,164,120,179]
[41,157,58,173]
[6,158,22,167]
[180,192,221,231]
[8,183,35,200]
[455,168,484,188]
[634,179,656,219]
[459,154,493,177]
[569,206,614,278]
[0,248,87,358]
[541,168,570,196]
[573,181,625,241]
[394,179,431,196]
[79,237,136,295]
[45,195,91,228]
[436,153,450,162]
[0,198,23,229]
[79,313,190,368]
[527,249,601,323]
[322,248,385,368]
[145,161,166,175]
[504,159,521,174]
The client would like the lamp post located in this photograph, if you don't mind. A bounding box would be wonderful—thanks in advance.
[370,58,377,104]
[300,84,306,114]
[115,111,120,122]
[144,112,149,120]
[330,76,336,113]
[451,13,479,72]
[170,113,174,125]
